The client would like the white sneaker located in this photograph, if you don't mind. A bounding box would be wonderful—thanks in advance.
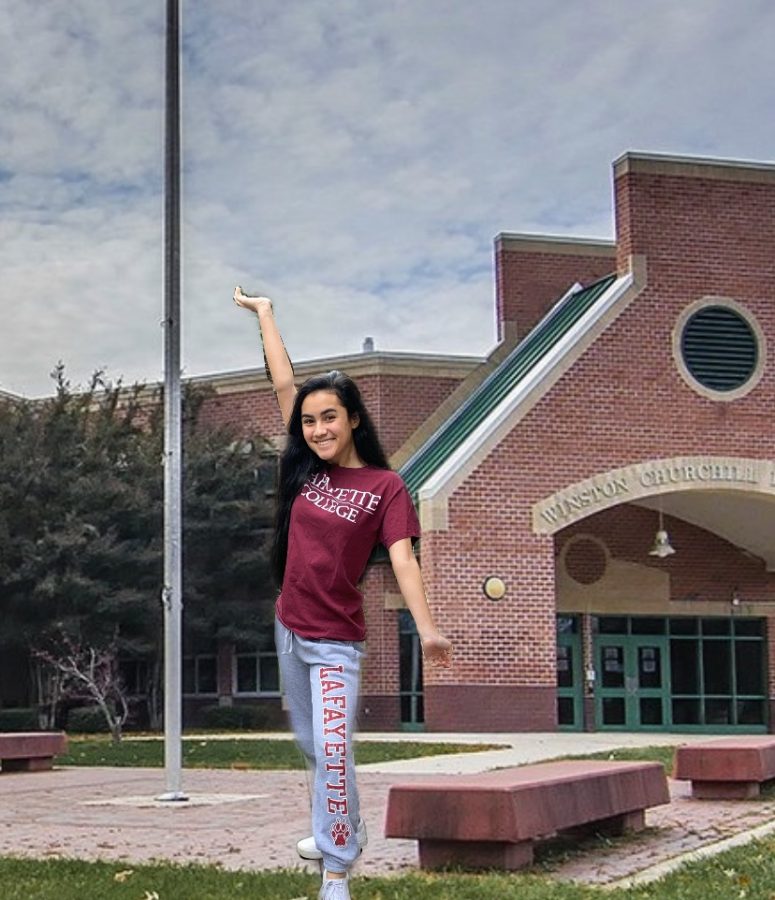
[318,871,350,900]
[297,817,368,860]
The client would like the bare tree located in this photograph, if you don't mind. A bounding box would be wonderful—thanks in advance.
[34,633,129,743]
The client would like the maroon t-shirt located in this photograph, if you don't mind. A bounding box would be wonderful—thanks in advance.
[276,464,420,641]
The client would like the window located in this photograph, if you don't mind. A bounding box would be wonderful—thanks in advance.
[557,615,579,635]
[399,610,423,726]
[669,617,766,727]
[183,654,217,696]
[234,650,280,696]
[594,615,767,730]
[118,658,148,696]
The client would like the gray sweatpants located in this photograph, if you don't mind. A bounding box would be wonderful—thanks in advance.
[275,617,364,874]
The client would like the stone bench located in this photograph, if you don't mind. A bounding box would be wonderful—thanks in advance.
[384,759,669,870]
[674,736,775,799]
[0,732,68,773]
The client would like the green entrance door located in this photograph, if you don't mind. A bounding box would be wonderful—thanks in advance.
[595,636,669,730]
[557,615,583,730]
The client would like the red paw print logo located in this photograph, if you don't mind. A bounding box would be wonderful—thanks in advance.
[330,817,352,847]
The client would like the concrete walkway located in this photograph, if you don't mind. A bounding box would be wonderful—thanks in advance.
[1,731,773,888]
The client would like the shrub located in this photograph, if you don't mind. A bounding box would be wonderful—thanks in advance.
[0,708,40,732]
[67,706,111,734]
[199,704,269,730]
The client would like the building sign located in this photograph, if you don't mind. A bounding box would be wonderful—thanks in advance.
[533,456,775,535]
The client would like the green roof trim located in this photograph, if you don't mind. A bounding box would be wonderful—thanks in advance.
[400,273,618,497]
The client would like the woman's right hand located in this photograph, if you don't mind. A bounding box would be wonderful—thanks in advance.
[421,631,453,668]
[233,285,272,314]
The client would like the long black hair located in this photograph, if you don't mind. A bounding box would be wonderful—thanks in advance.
[271,370,389,586]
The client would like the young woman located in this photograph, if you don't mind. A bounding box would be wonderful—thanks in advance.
[233,286,452,900]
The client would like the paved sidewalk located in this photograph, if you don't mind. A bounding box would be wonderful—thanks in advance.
[0,732,773,887]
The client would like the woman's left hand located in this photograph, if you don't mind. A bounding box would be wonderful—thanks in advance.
[421,632,453,668]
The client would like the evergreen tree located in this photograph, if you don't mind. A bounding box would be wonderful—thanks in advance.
[0,366,275,726]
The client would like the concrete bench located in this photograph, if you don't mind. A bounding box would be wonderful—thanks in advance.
[384,759,669,870]
[0,732,68,773]
[674,736,775,799]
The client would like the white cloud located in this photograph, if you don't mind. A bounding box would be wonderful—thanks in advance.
[1,0,774,396]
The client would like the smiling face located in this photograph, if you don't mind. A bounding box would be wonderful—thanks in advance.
[300,389,362,467]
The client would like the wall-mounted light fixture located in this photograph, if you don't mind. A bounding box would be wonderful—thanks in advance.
[482,576,506,601]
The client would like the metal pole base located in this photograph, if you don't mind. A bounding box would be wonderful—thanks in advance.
[156,791,189,802]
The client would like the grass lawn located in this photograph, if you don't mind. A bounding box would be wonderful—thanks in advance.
[1,834,775,899]
[562,745,676,773]
[58,736,505,768]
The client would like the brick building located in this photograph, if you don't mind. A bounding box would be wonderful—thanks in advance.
[6,151,775,735]
[405,150,775,734]
[196,151,775,735]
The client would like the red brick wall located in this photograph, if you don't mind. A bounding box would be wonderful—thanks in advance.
[372,374,467,459]
[198,385,286,442]
[427,685,555,732]
[420,458,560,731]
[420,157,775,732]
[195,370,465,457]
[495,237,616,341]
[614,160,775,280]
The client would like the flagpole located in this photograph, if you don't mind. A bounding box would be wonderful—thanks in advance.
[158,0,187,802]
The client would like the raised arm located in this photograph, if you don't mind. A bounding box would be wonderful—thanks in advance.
[233,286,297,427]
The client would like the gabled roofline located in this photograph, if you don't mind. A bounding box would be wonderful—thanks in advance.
[419,273,633,500]
[397,281,584,476]
[391,338,526,470]
[414,263,646,529]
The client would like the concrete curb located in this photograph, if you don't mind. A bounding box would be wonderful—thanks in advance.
[600,818,775,890]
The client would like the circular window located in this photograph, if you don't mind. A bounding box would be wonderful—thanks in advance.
[674,299,765,400]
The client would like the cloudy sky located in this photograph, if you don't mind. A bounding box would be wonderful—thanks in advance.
[1,0,773,397]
